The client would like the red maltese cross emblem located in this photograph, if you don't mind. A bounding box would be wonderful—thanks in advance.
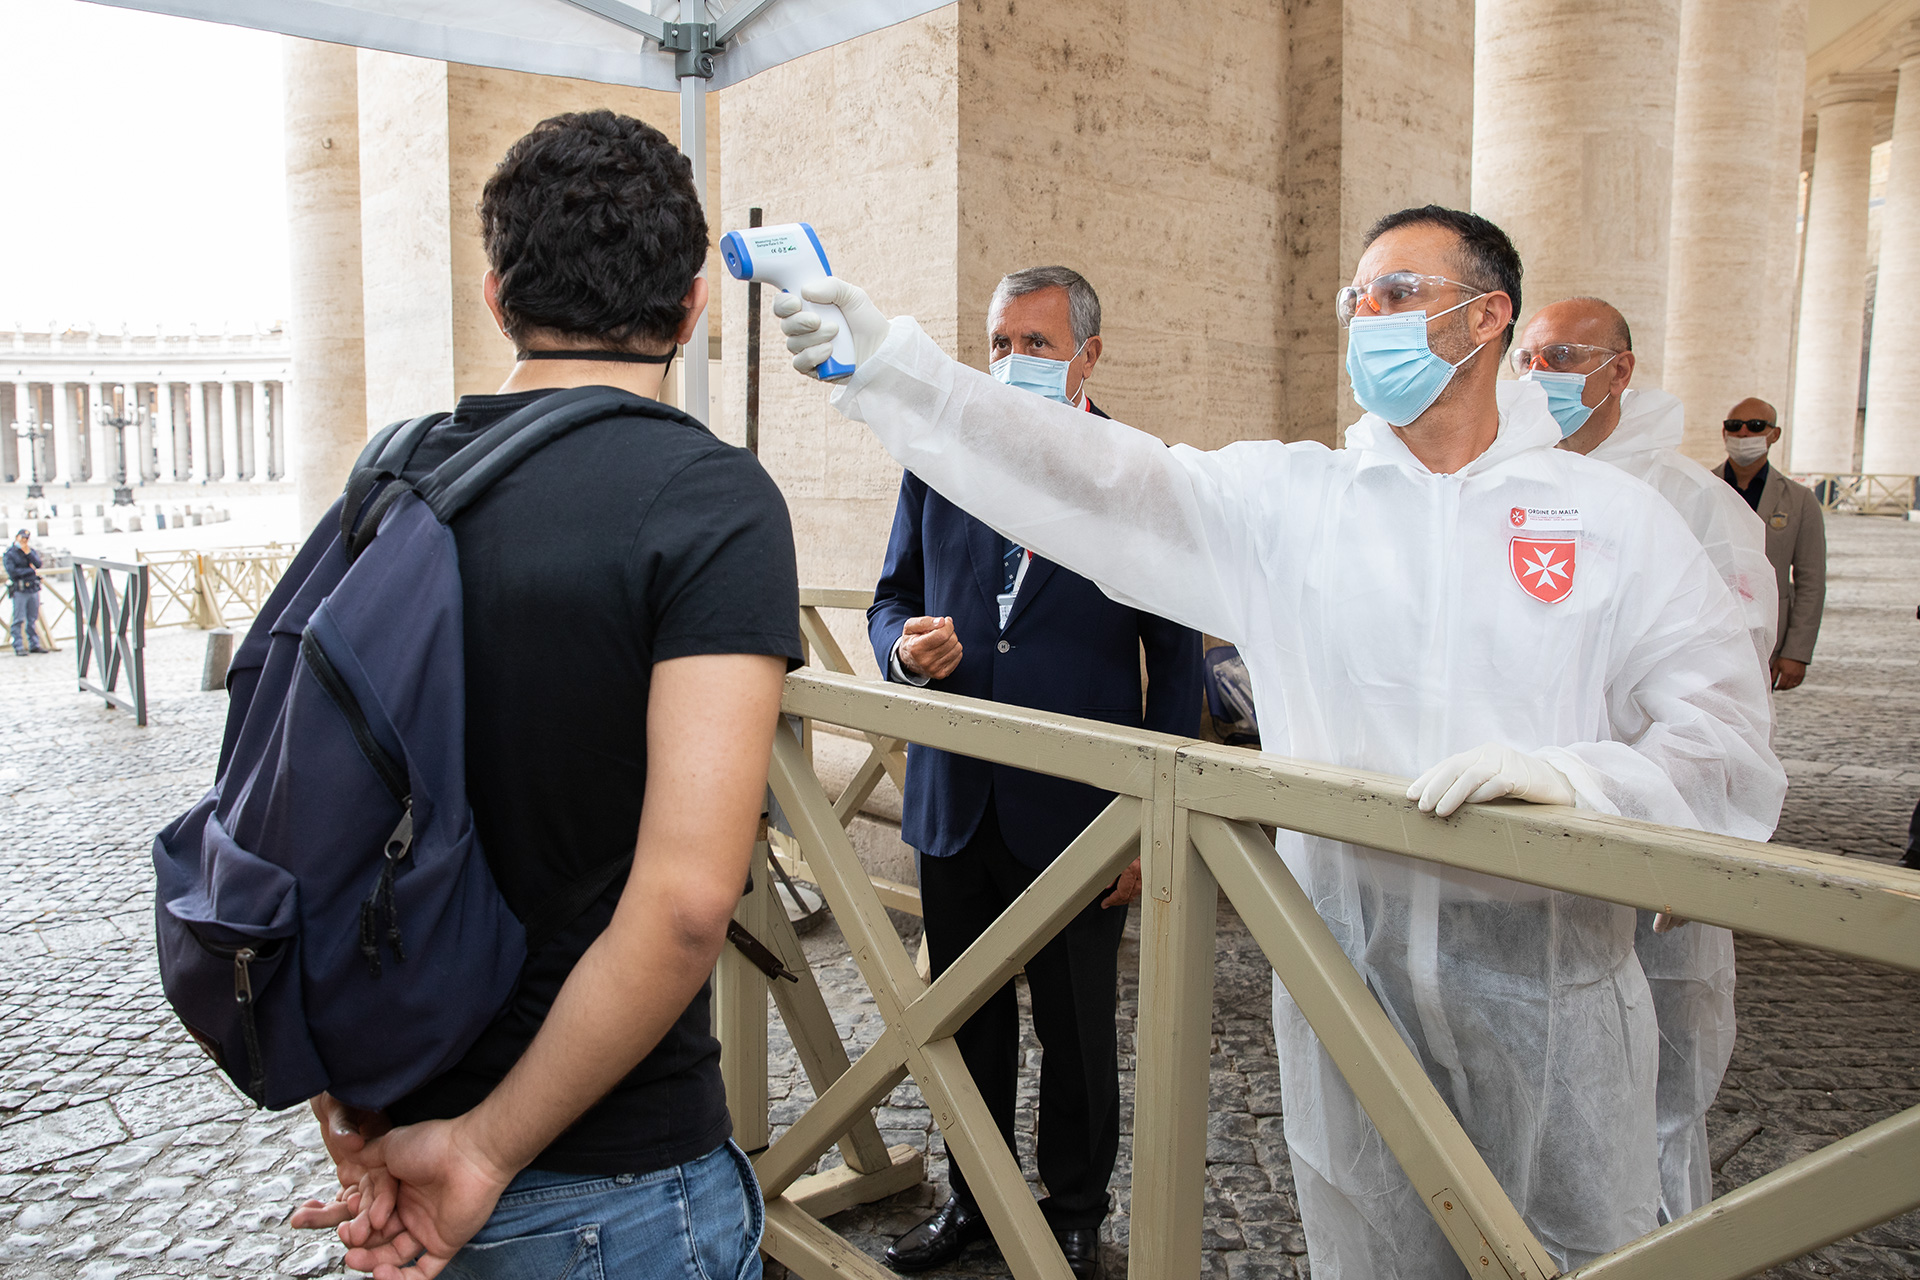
[1510,537,1576,604]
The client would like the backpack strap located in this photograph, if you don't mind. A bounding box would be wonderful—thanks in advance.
[414,386,647,523]
[340,412,449,548]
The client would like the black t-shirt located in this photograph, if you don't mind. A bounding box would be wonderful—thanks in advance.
[385,388,802,1175]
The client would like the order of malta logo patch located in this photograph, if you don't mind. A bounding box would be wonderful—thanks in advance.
[1510,536,1577,604]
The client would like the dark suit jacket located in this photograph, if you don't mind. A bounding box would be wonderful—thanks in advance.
[867,402,1203,869]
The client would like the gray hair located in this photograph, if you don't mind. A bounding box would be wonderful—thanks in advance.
[990,266,1101,347]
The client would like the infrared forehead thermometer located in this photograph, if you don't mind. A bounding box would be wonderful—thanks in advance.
[720,222,857,382]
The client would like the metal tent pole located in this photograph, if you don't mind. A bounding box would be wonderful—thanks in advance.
[680,75,711,424]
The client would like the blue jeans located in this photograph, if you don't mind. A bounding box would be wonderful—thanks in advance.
[446,1141,764,1280]
[11,588,40,654]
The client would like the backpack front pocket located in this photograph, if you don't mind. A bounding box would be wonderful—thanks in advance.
[156,812,326,1108]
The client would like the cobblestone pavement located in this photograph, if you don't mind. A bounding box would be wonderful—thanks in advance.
[1,515,1916,1280]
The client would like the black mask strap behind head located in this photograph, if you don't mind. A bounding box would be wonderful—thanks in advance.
[515,349,675,364]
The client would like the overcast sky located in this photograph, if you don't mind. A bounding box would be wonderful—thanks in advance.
[0,0,288,332]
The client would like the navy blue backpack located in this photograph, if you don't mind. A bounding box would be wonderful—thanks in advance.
[154,387,647,1111]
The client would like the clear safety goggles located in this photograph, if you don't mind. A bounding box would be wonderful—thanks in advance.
[1509,342,1622,375]
[1336,272,1487,328]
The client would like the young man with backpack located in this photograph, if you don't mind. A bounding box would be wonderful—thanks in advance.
[280,111,801,1277]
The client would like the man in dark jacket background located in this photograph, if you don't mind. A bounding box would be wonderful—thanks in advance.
[868,266,1202,1280]
[6,530,47,656]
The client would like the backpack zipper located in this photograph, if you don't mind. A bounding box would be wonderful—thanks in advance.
[299,628,409,805]
[299,627,413,977]
[231,946,266,1101]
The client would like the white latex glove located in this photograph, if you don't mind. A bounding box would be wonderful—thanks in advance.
[772,279,891,375]
[1406,743,1575,818]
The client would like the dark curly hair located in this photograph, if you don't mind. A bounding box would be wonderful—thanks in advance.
[1363,205,1523,353]
[480,110,707,350]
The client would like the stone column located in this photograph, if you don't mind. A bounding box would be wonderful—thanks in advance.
[1663,0,1787,461]
[1763,0,1809,440]
[171,383,193,479]
[0,383,17,483]
[267,382,287,480]
[233,381,256,480]
[201,381,225,481]
[286,37,369,527]
[221,381,241,481]
[71,385,92,483]
[49,386,67,484]
[1788,74,1887,474]
[1861,25,1920,476]
[154,382,174,482]
[1473,0,1682,387]
[91,382,116,484]
[133,383,154,482]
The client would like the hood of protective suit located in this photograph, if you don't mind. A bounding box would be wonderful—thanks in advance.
[1590,387,1686,461]
[1343,379,1561,475]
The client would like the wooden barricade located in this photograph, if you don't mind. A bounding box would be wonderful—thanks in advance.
[723,602,1920,1280]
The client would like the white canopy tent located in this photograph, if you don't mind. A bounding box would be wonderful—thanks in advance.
[79,0,947,422]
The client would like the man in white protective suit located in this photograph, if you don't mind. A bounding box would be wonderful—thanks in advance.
[1513,296,1778,1228]
[773,205,1785,1277]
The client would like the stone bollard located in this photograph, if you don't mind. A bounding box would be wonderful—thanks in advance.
[189,512,202,527]
[71,519,83,535]
[94,504,104,518]
[201,629,236,692]
[127,516,141,532]
[35,520,48,537]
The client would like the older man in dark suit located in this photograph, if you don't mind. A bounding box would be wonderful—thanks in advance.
[867,266,1201,1280]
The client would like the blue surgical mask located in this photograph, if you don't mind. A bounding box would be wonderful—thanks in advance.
[1343,298,1485,427]
[1524,354,1619,438]
[990,340,1089,405]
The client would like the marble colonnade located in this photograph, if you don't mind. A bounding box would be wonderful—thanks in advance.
[0,375,286,485]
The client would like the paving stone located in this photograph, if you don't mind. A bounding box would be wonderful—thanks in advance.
[0,1101,128,1173]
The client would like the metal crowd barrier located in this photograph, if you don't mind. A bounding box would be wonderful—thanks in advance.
[719,592,1920,1280]
[70,556,148,727]
[1793,472,1918,516]
[20,545,294,644]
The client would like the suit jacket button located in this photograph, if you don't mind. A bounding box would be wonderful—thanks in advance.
[997,639,1010,654]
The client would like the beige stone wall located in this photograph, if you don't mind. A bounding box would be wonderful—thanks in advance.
[718,7,961,678]
[355,55,713,429]
[953,0,1288,450]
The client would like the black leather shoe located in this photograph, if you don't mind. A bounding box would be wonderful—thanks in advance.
[1053,1228,1102,1280]
[884,1199,990,1273]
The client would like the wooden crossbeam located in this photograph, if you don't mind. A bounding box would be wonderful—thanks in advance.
[1177,745,1920,972]
[784,1144,926,1219]
[784,670,1166,798]
[767,721,1080,1280]
[904,797,1139,1047]
[1190,814,1557,1280]
[763,1198,899,1280]
[1571,1105,1920,1280]
[755,1030,909,1199]
[760,847,897,1176]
